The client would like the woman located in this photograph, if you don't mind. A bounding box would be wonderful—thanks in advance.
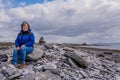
[12,21,35,68]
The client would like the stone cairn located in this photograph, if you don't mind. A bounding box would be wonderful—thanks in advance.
[39,36,46,45]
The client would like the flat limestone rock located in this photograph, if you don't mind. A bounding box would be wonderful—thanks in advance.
[35,70,61,80]
[64,51,88,68]
[7,73,21,80]
[27,48,44,62]
[0,54,8,62]
[43,62,57,70]
[0,74,6,80]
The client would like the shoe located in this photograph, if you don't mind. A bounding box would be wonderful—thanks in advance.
[18,64,26,69]
[12,64,19,68]
[15,65,19,68]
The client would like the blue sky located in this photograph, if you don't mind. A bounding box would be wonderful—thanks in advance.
[0,0,120,43]
[15,0,54,5]
[1,0,54,8]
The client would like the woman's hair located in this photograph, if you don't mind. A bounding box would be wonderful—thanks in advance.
[21,21,30,30]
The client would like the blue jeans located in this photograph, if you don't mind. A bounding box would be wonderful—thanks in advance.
[12,46,33,65]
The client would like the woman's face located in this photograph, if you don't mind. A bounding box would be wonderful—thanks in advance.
[22,24,29,32]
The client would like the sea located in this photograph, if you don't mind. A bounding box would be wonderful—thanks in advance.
[81,43,120,50]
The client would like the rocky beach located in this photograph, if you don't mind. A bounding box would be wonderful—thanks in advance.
[0,43,120,80]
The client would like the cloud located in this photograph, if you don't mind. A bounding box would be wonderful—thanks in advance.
[0,0,120,43]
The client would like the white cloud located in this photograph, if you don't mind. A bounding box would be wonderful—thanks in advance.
[19,2,26,7]
[0,0,120,43]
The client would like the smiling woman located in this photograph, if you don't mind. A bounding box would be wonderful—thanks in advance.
[12,21,35,69]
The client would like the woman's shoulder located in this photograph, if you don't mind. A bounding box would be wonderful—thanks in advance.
[29,32,34,35]
[18,32,22,36]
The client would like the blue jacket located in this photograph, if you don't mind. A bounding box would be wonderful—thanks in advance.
[15,29,35,47]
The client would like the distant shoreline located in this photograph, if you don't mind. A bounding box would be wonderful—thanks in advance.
[0,42,120,52]
[72,46,120,53]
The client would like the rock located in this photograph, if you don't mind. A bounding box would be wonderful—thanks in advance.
[62,75,71,80]
[115,65,120,72]
[102,63,114,72]
[20,73,35,80]
[0,74,6,80]
[1,64,17,76]
[7,73,21,80]
[43,62,57,70]
[63,47,74,52]
[68,58,79,68]
[39,45,46,51]
[44,43,54,49]
[115,74,120,80]
[26,48,44,62]
[0,54,8,62]
[33,65,44,72]
[22,69,30,76]
[79,69,88,78]
[64,51,88,68]
[34,76,41,80]
[35,70,61,80]
[89,69,100,77]
[50,69,61,76]
[39,36,46,45]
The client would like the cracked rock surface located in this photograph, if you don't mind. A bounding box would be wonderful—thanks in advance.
[0,43,120,80]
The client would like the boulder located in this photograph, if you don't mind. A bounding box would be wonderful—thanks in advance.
[44,43,54,49]
[115,74,120,80]
[26,48,44,62]
[43,62,57,70]
[0,54,8,62]
[35,70,61,80]
[7,73,21,80]
[64,51,88,68]
[0,74,5,80]
[1,64,17,76]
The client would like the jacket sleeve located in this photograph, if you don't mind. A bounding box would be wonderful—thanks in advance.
[25,33,35,47]
[15,34,20,47]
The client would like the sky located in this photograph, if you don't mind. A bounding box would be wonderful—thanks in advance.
[0,0,120,43]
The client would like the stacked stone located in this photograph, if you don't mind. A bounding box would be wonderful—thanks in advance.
[39,36,46,45]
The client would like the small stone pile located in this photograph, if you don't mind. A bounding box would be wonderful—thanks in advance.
[39,37,46,45]
[0,43,119,80]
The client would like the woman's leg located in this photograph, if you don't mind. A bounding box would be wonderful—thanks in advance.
[20,46,33,64]
[12,48,19,65]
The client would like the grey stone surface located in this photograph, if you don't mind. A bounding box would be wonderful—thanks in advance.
[35,70,61,80]
[7,73,21,80]
[43,62,57,70]
[68,57,79,68]
[0,54,8,62]
[1,64,17,76]
[79,69,88,78]
[64,51,88,68]
[0,44,119,80]
[0,74,6,80]
[27,48,44,61]
[115,74,120,80]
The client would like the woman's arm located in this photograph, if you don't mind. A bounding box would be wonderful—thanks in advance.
[15,34,20,47]
[25,33,35,47]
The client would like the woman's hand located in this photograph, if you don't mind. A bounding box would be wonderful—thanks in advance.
[21,45,25,47]
[16,47,20,50]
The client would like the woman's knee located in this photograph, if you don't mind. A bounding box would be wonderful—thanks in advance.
[20,46,26,51]
[13,48,18,53]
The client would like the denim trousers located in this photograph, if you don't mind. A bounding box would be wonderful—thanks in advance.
[12,46,33,65]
